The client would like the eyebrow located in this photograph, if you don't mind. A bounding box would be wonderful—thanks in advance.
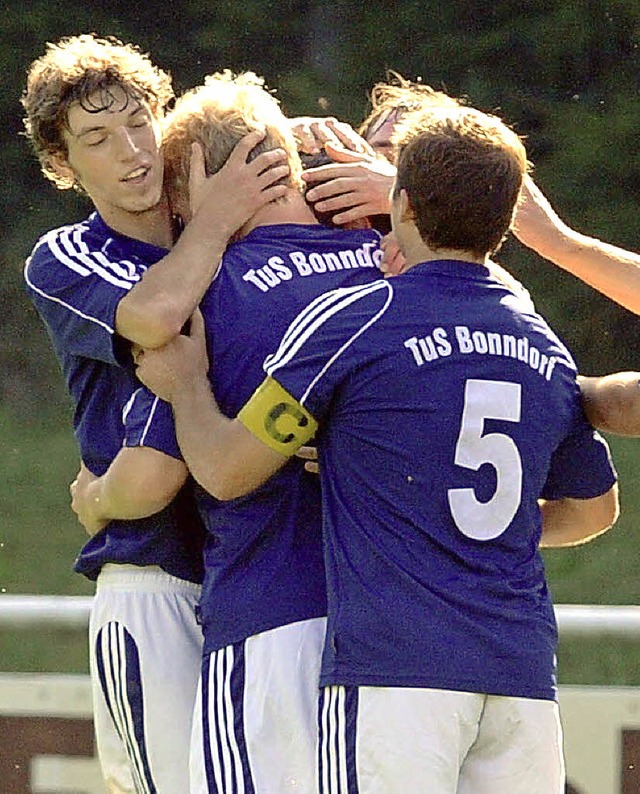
[72,104,147,138]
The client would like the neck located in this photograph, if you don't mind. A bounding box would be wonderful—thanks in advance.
[400,233,487,274]
[100,195,174,248]
[240,188,319,237]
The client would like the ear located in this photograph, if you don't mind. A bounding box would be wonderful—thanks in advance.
[48,152,76,187]
[397,188,414,222]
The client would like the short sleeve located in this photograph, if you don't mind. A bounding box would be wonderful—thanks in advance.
[542,412,617,500]
[123,387,182,460]
[24,226,144,365]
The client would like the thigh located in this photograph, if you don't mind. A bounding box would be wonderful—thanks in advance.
[192,617,325,794]
[458,695,564,794]
[319,686,484,794]
[90,575,203,793]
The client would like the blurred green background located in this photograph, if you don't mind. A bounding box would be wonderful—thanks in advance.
[2,0,640,681]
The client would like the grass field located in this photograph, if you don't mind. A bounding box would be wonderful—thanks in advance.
[1,404,639,682]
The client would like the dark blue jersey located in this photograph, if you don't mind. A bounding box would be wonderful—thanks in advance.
[126,223,382,651]
[251,260,616,700]
[24,212,205,583]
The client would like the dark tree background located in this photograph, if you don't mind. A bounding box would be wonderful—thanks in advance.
[3,0,640,421]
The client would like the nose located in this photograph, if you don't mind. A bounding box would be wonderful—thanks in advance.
[114,127,139,160]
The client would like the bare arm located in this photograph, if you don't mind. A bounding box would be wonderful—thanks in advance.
[538,484,619,548]
[116,131,290,347]
[513,176,640,315]
[70,450,188,535]
[579,372,640,436]
[135,310,287,500]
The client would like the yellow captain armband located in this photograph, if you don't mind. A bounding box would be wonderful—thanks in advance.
[238,376,318,457]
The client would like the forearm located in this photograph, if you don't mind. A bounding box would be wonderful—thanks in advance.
[531,225,640,316]
[579,373,640,437]
[539,487,618,548]
[116,215,234,348]
[171,377,284,500]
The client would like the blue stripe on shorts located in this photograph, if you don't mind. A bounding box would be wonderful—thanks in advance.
[95,621,157,794]
[202,642,255,793]
[318,685,359,793]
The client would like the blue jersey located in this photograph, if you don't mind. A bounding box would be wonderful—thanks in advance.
[248,259,616,700]
[126,223,382,652]
[24,212,205,583]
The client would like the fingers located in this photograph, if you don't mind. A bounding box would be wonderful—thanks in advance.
[304,461,319,474]
[251,147,289,177]
[302,163,358,185]
[325,120,373,155]
[228,128,267,165]
[190,307,205,337]
[324,140,372,164]
[313,192,361,214]
[331,203,376,226]
[189,142,206,179]
[290,118,321,154]
[295,445,318,460]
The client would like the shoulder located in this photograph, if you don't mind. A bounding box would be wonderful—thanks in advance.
[25,215,106,280]
[265,279,393,373]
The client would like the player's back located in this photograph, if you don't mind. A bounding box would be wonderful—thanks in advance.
[196,222,382,651]
[264,258,616,699]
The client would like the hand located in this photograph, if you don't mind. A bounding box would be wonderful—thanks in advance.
[379,233,406,277]
[70,463,107,536]
[135,308,210,403]
[290,117,374,156]
[302,144,396,226]
[512,175,567,255]
[189,130,290,230]
[295,444,319,474]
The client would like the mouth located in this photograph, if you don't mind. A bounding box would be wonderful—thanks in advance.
[121,165,150,183]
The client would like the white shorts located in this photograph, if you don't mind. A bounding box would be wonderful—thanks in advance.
[90,564,203,793]
[190,616,326,793]
[319,685,564,794]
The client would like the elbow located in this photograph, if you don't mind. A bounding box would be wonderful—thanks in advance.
[116,301,186,348]
[195,468,258,502]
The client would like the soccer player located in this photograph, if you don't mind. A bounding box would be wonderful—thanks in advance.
[70,70,385,792]
[135,105,619,793]
[22,34,288,792]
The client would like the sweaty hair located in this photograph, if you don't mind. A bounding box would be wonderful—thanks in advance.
[359,71,462,152]
[393,107,528,257]
[22,33,173,189]
[162,70,303,213]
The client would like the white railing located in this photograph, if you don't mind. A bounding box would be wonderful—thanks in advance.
[0,595,639,638]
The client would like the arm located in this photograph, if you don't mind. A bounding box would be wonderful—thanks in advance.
[135,310,293,500]
[70,451,188,535]
[116,131,290,347]
[579,372,640,436]
[538,484,619,548]
[513,176,640,315]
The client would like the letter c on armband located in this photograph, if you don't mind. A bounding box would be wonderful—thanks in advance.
[238,377,318,456]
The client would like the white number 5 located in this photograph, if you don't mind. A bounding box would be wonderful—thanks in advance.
[448,379,522,541]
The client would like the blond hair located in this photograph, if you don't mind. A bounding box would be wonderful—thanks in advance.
[22,33,173,189]
[162,70,302,210]
[359,71,462,142]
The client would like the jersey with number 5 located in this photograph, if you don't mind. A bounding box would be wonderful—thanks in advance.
[244,259,616,700]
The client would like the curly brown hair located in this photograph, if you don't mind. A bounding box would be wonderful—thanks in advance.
[22,33,174,189]
[393,107,528,257]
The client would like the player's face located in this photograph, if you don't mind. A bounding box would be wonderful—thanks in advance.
[61,87,165,228]
[365,109,403,163]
